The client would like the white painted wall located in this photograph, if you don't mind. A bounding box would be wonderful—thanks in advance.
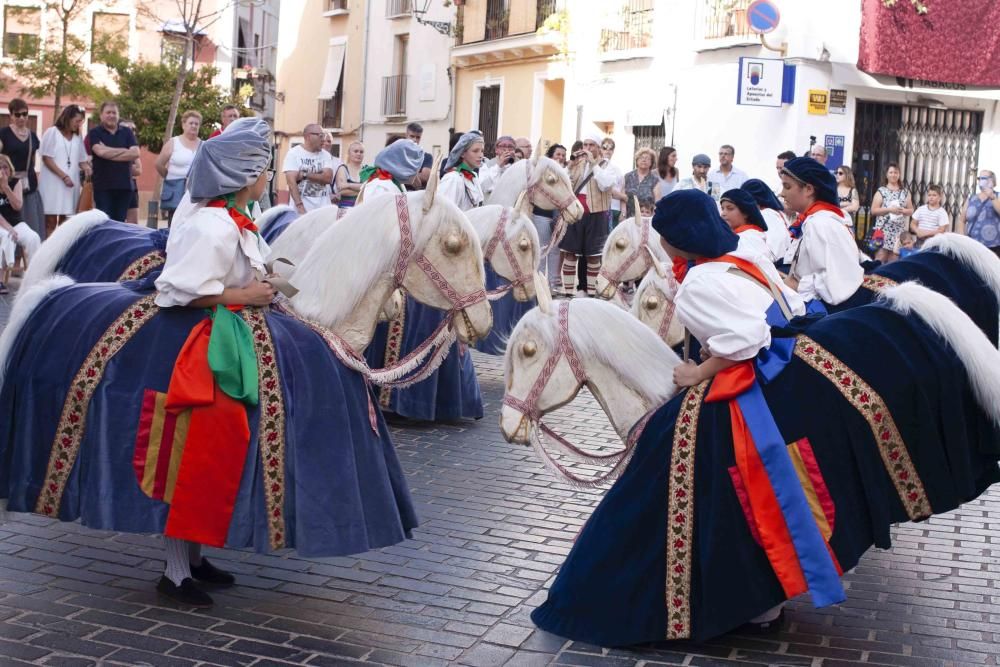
[360,0,454,158]
[558,0,1000,184]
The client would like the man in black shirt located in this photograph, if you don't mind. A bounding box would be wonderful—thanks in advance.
[86,101,139,222]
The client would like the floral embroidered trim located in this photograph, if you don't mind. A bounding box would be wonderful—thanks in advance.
[378,298,407,409]
[861,274,899,292]
[117,251,166,282]
[665,380,708,640]
[35,295,160,516]
[794,336,931,520]
[242,308,287,549]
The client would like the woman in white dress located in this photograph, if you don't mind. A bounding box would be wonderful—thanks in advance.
[39,105,91,236]
[155,110,203,225]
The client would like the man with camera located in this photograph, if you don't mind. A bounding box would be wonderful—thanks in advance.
[479,135,517,197]
[559,130,617,297]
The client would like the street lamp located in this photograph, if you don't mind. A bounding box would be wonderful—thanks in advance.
[411,0,457,37]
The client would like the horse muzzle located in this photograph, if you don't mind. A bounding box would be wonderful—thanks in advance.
[455,299,493,345]
[500,404,531,444]
[564,199,585,224]
[594,275,617,300]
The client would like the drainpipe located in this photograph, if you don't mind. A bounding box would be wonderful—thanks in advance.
[359,0,372,143]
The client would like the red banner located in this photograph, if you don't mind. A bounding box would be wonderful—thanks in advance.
[857,0,1000,87]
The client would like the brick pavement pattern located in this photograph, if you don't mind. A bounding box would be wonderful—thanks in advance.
[1,287,1000,667]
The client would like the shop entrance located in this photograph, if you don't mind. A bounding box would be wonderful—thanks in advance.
[852,101,982,235]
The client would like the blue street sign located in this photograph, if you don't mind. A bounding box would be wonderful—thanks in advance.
[747,0,780,35]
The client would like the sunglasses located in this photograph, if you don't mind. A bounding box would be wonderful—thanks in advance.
[12,111,28,118]
[836,170,845,175]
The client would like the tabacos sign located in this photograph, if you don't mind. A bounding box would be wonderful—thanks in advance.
[895,76,967,91]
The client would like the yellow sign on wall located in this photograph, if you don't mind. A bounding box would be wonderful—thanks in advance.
[808,89,829,115]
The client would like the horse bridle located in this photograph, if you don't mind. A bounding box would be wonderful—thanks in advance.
[502,302,587,426]
[522,159,578,214]
[598,218,655,285]
[483,207,532,299]
[392,195,487,332]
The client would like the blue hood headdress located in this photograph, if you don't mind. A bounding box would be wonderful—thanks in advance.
[741,178,784,212]
[651,189,739,258]
[721,188,767,231]
[188,117,271,202]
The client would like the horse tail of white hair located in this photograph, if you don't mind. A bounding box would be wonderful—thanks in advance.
[879,281,1000,429]
[0,275,75,393]
[21,210,108,291]
[923,232,1000,304]
[256,204,295,233]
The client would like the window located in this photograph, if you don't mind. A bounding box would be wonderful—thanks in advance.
[327,0,349,11]
[91,12,129,64]
[702,0,752,40]
[600,0,653,53]
[160,33,193,66]
[632,123,665,152]
[386,0,412,18]
[320,68,344,128]
[319,38,346,128]
[3,6,41,59]
[477,85,500,157]
[485,0,510,41]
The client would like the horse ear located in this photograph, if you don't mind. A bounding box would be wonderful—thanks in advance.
[513,191,528,215]
[423,154,443,213]
[531,143,541,166]
[535,138,544,160]
[650,256,668,280]
[632,196,642,225]
[533,272,552,314]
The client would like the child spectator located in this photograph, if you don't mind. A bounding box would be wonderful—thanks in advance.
[899,231,918,258]
[911,184,951,246]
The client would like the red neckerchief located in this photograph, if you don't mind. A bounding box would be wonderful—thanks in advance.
[733,224,764,234]
[207,199,258,233]
[367,168,394,182]
[693,253,769,288]
[672,256,691,283]
[788,201,845,239]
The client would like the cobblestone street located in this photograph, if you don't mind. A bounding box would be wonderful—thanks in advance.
[1,288,1000,667]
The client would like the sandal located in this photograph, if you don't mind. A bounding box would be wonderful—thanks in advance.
[0,283,9,295]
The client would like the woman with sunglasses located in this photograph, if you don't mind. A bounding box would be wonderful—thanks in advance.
[957,169,1000,257]
[0,99,44,243]
[835,165,859,234]
[40,105,91,235]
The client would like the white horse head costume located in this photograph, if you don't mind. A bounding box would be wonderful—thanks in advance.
[596,204,670,300]
[278,166,492,352]
[501,278,681,449]
[466,196,541,302]
[631,265,685,348]
[487,154,584,224]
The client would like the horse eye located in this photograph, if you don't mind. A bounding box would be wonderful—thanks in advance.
[544,173,557,185]
[615,237,628,250]
[522,341,537,357]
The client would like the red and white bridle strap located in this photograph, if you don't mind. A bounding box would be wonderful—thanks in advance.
[483,208,532,296]
[598,219,652,285]
[392,194,487,313]
[502,301,587,420]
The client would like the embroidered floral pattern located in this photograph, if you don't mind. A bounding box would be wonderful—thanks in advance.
[378,298,407,409]
[794,336,931,520]
[861,274,899,292]
[35,296,160,516]
[665,380,708,640]
[242,308,288,549]
[117,251,166,282]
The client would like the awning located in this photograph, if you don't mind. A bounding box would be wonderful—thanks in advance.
[318,40,347,100]
[160,19,206,35]
[626,107,664,127]
[830,63,1000,102]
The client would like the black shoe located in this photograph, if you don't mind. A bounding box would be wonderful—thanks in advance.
[190,557,235,586]
[734,610,785,636]
[157,576,214,608]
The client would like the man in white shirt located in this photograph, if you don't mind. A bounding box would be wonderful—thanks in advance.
[282,123,335,213]
[479,135,516,197]
[708,144,747,190]
[911,184,951,246]
[600,138,625,227]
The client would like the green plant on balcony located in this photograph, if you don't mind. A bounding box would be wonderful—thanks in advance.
[537,9,569,58]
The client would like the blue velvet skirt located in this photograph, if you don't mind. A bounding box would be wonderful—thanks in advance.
[364,296,483,422]
[0,283,418,557]
[474,263,534,355]
[261,208,300,246]
[57,221,169,283]
[531,302,1000,646]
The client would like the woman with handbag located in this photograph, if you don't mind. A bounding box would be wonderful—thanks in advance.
[40,104,91,236]
[868,163,913,264]
[155,111,202,225]
[0,98,45,241]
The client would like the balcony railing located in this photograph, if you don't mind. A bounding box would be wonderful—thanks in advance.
[386,0,411,18]
[381,74,407,117]
[599,0,653,53]
[484,0,510,40]
[535,0,558,29]
[703,0,752,39]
